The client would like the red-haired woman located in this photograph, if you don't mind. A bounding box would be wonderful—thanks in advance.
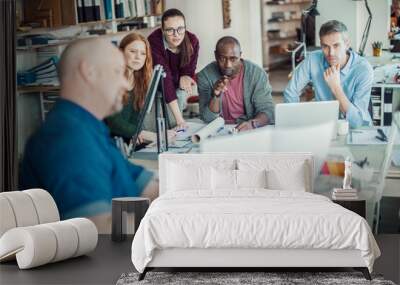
[148,8,200,130]
[106,32,155,141]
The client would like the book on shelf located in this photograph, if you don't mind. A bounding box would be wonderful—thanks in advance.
[383,88,393,126]
[83,0,95,22]
[332,188,359,200]
[333,188,358,194]
[93,0,102,21]
[371,86,382,126]
[332,195,359,200]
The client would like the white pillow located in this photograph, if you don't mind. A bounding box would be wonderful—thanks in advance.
[212,168,237,191]
[266,162,307,191]
[236,170,267,189]
[238,158,309,191]
[167,162,211,191]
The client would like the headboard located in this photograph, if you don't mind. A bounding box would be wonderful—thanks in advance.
[159,152,314,195]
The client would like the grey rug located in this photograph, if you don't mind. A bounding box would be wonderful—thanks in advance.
[116,271,396,285]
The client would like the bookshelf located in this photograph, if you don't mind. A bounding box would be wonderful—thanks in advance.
[21,0,164,28]
[16,0,164,157]
[260,0,312,69]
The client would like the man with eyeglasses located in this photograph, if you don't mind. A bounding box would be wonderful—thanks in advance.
[198,36,274,132]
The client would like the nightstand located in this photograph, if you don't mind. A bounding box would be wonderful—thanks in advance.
[332,198,366,218]
[111,197,150,242]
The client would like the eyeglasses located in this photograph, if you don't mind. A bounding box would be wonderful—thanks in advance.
[164,26,186,36]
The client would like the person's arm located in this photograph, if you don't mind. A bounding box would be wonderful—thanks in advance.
[235,112,269,132]
[283,56,312,103]
[106,106,137,138]
[168,99,186,128]
[324,63,373,128]
[198,68,221,123]
[235,69,274,132]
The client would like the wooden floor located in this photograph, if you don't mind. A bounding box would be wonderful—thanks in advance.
[0,235,398,285]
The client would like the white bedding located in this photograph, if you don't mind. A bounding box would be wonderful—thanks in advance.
[131,190,380,273]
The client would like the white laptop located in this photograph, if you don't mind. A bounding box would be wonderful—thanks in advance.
[275,101,339,128]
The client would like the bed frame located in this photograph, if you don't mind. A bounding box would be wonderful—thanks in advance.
[138,248,371,280]
[137,153,373,281]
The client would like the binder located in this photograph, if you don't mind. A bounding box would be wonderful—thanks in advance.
[383,88,393,126]
[124,0,131,17]
[84,0,94,21]
[135,0,145,17]
[370,86,382,126]
[128,0,137,18]
[93,0,101,21]
[103,0,113,19]
[76,0,84,22]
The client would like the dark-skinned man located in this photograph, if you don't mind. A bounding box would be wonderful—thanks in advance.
[198,36,274,132]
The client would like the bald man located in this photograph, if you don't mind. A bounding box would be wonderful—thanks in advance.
[198,36,274,132]
[20,39,158,232]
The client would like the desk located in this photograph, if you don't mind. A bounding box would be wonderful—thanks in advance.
[129,124,400,230]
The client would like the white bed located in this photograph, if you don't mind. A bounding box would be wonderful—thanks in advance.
[131,153,380,280]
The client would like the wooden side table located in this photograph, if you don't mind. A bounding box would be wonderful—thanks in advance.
[111,197,150,242]
[332,198,366,218]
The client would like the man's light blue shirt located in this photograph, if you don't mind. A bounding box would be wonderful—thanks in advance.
[283,50,373,128]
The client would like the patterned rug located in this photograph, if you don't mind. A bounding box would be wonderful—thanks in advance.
[116,271,396,285]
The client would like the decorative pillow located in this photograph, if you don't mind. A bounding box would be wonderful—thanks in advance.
[167,162,212,191]
[211,168,237,191]
[236,170,267,189]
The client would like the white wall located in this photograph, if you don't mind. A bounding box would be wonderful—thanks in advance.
[165,0,263,70]
[316,0,390,56]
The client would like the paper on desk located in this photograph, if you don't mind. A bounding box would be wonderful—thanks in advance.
[175,122,205,141]
[191,117,225,144]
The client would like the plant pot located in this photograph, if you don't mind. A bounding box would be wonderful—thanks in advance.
[373,47,382,57]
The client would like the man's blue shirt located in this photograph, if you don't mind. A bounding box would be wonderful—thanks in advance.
[20,99,153,219]
[283,50,373,128]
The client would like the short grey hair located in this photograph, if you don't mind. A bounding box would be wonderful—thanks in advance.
[319,20,348,38]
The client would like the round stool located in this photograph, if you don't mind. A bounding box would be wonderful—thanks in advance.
[111,197,150,242]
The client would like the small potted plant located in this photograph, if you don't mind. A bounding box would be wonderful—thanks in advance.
[372,41,383,57]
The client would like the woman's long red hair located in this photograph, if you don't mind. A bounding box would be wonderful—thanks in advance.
[119,32,153,111]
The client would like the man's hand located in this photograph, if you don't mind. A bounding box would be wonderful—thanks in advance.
[235,121,253,132]
[179,75,194,96]
[323,63,341,93]
[212,76,229,97]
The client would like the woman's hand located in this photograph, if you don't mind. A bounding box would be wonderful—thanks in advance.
[175,119,188,131]
[179,75,194,96]
[136,132,145,144]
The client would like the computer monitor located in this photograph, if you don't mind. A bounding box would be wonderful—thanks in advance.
[129,65,169,156]
[275,101,339,128]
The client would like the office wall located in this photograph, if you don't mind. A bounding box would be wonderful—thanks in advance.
[316,0,390,56]
[165,0,263,70]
